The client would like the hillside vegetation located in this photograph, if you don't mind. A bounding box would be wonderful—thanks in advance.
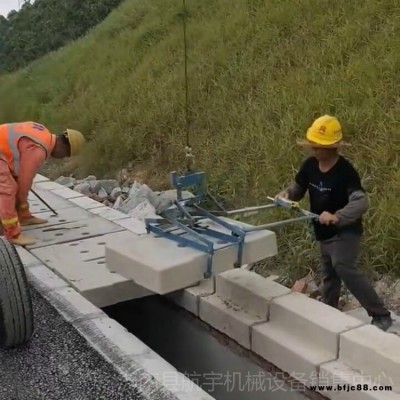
[0,0,399,281]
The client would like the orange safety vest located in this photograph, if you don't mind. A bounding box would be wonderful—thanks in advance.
[0,122,56,176]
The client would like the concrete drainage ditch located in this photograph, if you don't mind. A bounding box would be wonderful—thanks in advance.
[18,174,400,400]
[103,294,318,400]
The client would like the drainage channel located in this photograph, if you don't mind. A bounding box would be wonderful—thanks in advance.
[103,295,321,400]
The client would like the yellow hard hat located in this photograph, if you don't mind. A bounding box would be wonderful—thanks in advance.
[297,115,350,148]
[65,129,86,156]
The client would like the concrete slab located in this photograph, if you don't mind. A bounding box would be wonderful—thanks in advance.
[33,181,65,191]
[216,269,291,318]
[88,206,130,222]
[197,218,278,265]
[269,293,364,352]
[33,174,50,183]
[105,219,277,295]
[68,196,104,210]
[31,231,154,307]
[24,217,125,250]
[166,278,215,316]
[112,217,147,235]
[199,294,265,349]
[319,361,400,400]
[345,307,400,336]
[21,207,92,231]
[51,187,84,199]
[339,325,400,391]
[28,189,76,213]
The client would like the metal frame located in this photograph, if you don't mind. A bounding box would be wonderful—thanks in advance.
[145,171,318,278]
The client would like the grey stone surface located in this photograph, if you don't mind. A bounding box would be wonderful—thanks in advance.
[93,180,119,195]
[110,187,122,200]
[167,278,215,316]
[88,206,130,221]
[0,288,146,400]
[98,187,109,201]
[33,174,50,183]
[21,207,92,231]
[82,175,97,181]
[199,294,265,349]
[74,182,92,195]
[24,217,125,249]
[68,196,104,210]
[28,189,76,213]
[33,180,65,191]
[30,231,154,307]
[51,186,83,199]
[55,176,76,188]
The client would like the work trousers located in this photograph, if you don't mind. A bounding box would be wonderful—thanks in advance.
[0,160,31,240]
[319,233,390,319]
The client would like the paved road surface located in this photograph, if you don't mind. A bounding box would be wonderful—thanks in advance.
[0,288,145,400]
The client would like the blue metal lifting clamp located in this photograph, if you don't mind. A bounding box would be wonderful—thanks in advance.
[145,171,319,279]
[145,170,247,279]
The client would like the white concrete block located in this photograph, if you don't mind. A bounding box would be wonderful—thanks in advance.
[105,219,277,295]
[68,196,104,210]
[33,174,49,183]
[28,189,76,213]
[31,231,154,307]
[89,206,130,221]
[51,187,84,199]
[112,217,147,235]
[319,361,400,400]
[251,293,364,387]
[33,180,65,191]
[269,292,364,352]
[199,294,265,349]
[25,217,124,250]
[166,278,215,316]
[339,325,400,391]
[21,207,92,231]
[216,269,291,317]
[252,321,334,387]
[197,218,278,265]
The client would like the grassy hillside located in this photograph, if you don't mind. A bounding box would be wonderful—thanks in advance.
[0,0,399,281]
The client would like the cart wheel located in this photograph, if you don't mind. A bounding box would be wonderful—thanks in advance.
[0,238,34,349]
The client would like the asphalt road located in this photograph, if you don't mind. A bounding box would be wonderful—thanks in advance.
[0,288,146,400]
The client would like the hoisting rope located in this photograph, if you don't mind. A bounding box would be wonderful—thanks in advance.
[182,0,194,172]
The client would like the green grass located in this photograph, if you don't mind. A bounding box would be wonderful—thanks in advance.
[0,0,399,283]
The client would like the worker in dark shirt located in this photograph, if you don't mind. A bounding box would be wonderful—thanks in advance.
[276,115,392,331]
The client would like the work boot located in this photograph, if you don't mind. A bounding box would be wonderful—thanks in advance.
[11,234,36,246]
[20,216,48,226]
[371,316,393,332]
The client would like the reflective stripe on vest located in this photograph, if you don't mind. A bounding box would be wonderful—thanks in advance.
[0,123,54,176]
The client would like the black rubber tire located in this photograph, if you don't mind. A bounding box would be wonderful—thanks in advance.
[0,238,34,349]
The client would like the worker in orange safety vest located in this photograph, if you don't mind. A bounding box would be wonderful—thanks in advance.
[0,121,86,246]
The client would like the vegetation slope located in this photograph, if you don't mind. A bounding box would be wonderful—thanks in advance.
[0,0,399,281]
